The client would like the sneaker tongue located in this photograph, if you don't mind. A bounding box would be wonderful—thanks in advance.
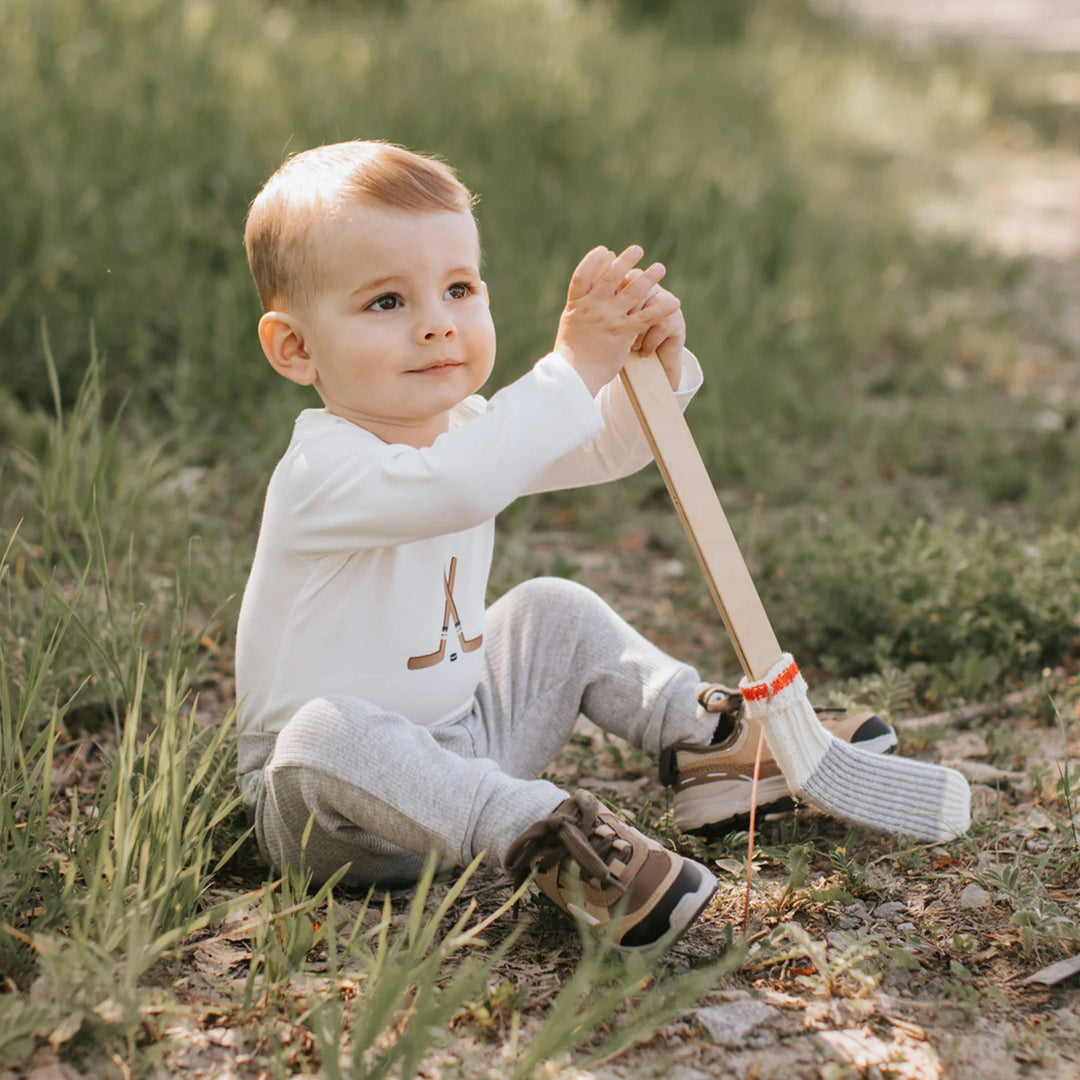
[558,817,624,891]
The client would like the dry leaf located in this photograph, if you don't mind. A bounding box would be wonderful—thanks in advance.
[93,998,125,1024]
[46,1012,83,1049]
[194,939,250,977]
[1020,953,1080,987]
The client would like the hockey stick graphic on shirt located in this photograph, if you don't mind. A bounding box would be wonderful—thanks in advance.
[619,354,970,842]
[407,556,484,670]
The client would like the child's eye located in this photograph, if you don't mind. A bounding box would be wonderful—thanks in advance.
[367,294,400,311]
[445,282,475,300]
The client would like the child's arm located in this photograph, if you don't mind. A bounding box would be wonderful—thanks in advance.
[275,354,611,555]
[519,265,696,494]
[520,347,702,496]
[274,247,686,556]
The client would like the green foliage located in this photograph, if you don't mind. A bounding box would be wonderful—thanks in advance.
[757,922,880,998]
[979,851,1080,963]
[758,514,1080,690]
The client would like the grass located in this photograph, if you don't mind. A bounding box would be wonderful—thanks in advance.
[1,0,1079,1075]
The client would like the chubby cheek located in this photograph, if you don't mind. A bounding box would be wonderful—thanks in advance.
[472,317,497,374]
[473,335,497,390]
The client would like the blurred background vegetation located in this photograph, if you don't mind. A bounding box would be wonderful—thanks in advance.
[2,0,1079,715]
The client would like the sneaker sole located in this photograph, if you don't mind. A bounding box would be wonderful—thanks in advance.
[674,774,792,834]
[674,729,899,834]
[614,862,718,956]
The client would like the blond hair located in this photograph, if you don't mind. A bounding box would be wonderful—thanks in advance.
[244,141,476,311]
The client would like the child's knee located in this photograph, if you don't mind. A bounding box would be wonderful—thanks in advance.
[499,575,605,617]
[272,696,384,771]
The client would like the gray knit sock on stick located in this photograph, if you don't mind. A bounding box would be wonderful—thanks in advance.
[740,654,971,842]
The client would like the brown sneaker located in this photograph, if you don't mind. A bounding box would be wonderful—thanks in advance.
[661,685,898,834]
[505,790,717,955]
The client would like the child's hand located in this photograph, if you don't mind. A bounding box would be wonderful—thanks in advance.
[554,245,679,397]
[631,281,686,391]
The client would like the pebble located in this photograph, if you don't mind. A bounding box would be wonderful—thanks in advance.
[873,901,907,921]
[959,883,992,908]
[692,1001,779,1047]
[842,901,872,923]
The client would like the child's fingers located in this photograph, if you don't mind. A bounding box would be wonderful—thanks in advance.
[618,262,666,310]
[637,323,669,358]
[618,267,664,315]
[566,246,615,301]
[636,289,680,327]
[635,298,683,356]
[596,245,647,293]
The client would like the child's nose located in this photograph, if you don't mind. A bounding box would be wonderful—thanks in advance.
[417,306,455,342]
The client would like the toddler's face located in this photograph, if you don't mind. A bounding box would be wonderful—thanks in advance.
[298,202,496,446]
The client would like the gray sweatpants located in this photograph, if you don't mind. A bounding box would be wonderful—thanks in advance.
[238,577,714,886]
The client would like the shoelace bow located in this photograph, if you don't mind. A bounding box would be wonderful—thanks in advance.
[507,797,625,893]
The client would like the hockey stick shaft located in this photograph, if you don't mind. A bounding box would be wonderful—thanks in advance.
[618,355,781,681]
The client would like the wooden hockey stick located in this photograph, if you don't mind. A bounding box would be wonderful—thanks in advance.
[618,354,781,682]
[620,354,972,843]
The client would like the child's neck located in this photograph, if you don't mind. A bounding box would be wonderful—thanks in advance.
[325,405,451,448]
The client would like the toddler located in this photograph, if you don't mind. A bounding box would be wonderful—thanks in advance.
[235,140,892,954]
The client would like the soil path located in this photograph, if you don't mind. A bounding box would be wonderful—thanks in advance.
[815,0,1080,435]
[818,0,1080,266]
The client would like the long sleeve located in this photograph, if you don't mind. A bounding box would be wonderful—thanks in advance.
[522,349,703,494]
[272,352,604,557]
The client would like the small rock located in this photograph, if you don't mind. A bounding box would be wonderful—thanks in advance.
[692,1001,779,1047]
[873,901,907,921]
[654,558,686,579]
[959,883,992,909]
[897,922,917,933]
[827,931,848,948]
[837,915,863,930]
[842,901,872,923]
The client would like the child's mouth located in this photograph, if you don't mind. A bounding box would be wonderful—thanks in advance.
[412,361,463,374]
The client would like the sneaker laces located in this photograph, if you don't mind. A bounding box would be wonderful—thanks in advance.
[505,791,626,894]
[697,683,742,714]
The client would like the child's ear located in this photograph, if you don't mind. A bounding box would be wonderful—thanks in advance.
[258,311,316,386]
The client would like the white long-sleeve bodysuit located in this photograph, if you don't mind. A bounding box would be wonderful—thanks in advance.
[235,351,702,743]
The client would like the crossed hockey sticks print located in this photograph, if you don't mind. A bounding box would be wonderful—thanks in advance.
[407,556,484,671]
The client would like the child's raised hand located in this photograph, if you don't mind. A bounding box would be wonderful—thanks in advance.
[554,245,679,397]
[631,281,686,391]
